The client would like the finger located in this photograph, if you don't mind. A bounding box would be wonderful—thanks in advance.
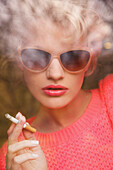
[7,123,16,136]
[6,154,20,170]
[23,127,37,140]
[8,113,26,145]
[23,127,40,152]
[10,158,20,170]
[8,140,39,153]
[7,112,21,136]
[6,148,17,170]
[14,153,38,164]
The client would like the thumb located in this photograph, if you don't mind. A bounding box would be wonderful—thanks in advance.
[23,127,43,155]
[23,125,37,141]
[22,118,42,153]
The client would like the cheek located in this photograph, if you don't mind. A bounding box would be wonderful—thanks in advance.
[70,72,85,93]
[23,71,42,94]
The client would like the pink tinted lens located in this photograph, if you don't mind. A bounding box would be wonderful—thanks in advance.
[21,49,51,71]
[60,50,90,71]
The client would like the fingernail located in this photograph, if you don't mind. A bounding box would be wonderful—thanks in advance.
[15,112,21,118]
[18,115,25,124]
[32,153,38,158]
[31,140,39,145]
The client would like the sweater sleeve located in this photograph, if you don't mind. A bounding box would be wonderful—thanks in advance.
[99,74,113,124]
[0,141,8,170]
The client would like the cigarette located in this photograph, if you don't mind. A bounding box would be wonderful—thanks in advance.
[5,113,36,133]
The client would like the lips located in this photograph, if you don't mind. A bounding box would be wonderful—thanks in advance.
[42,85,68,96]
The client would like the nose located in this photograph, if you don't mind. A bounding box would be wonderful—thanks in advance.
[46,58,64,81]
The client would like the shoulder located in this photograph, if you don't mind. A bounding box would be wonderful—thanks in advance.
[90,74,113,104]
[98,74,113,121]
[98,74,113,100]
[99,74,113,92]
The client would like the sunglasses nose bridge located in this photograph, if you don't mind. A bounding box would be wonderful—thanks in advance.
[50,54,61,64]
[46,54,64,79]
[52,54,60,59]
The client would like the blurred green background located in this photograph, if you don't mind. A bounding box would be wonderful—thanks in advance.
[0,56,40,147]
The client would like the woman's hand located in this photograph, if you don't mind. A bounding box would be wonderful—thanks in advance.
[6,112,48,170]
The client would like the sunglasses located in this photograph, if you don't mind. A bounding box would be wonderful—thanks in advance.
[18,47,92,73]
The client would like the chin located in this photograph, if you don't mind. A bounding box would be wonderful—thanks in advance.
[40,98,72,109]
[41,104,67,109]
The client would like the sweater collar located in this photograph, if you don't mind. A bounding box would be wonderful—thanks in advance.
[27,90,101,147]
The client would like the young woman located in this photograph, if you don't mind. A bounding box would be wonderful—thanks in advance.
[0,0,113,169]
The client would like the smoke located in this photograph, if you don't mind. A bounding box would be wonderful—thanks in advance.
[0,0,112,59]
[88,0,113,56]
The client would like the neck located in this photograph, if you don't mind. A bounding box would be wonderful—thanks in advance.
[32,89,91,133]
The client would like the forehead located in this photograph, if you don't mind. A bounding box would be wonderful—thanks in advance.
[22,19,86,53]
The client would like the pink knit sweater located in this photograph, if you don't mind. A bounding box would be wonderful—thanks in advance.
[0,74,113,169]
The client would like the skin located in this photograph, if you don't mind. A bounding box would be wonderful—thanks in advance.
[6,112,48,170]
[23,20,92,132]
[6,20,92,169]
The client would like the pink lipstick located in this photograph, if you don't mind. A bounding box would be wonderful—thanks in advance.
[42,85,68,96]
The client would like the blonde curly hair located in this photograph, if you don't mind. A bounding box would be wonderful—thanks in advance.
[0,0,107,75]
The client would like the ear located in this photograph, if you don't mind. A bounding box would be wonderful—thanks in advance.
[84,56,97,77]
[85,41,102,77]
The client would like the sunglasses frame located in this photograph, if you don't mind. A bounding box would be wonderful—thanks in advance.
[18,46,92,74]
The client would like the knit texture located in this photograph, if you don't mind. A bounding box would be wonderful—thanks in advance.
[0,74,113,169]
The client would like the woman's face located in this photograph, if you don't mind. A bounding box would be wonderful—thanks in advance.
[21,21,88,109]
